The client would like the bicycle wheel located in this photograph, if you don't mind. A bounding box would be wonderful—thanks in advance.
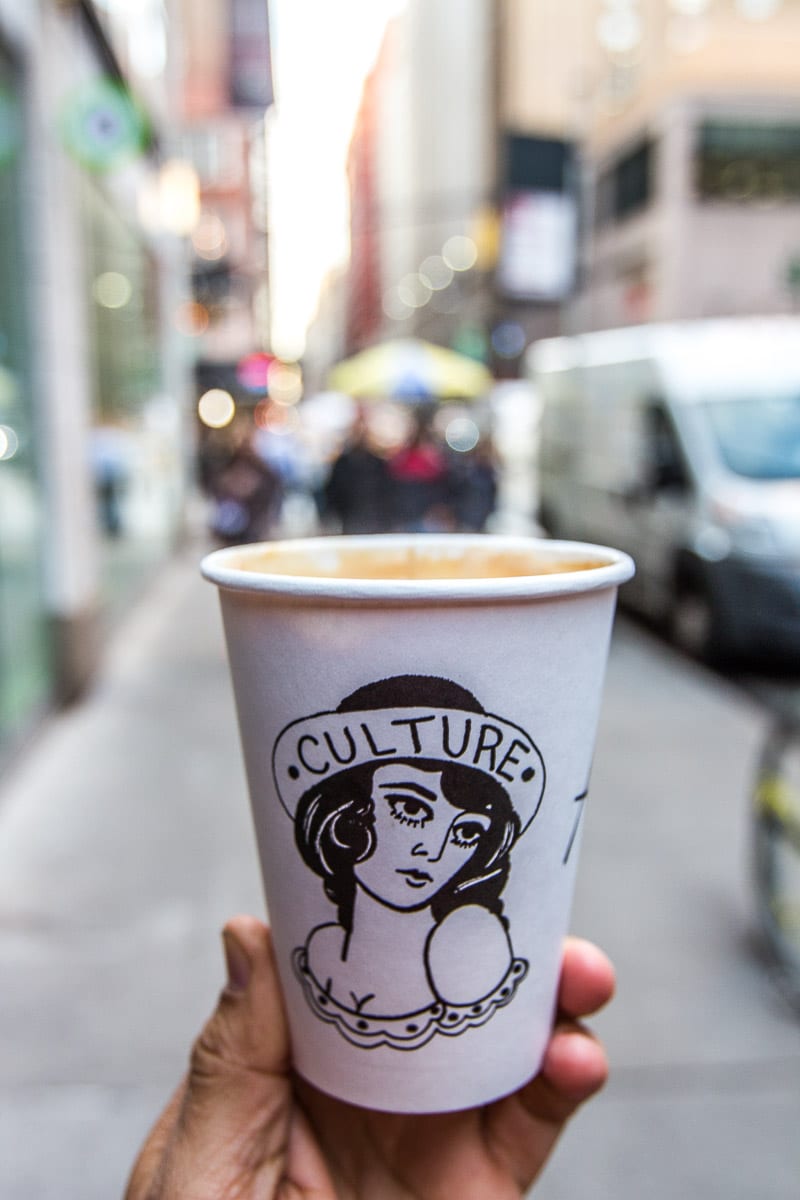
[752,721,800,1006]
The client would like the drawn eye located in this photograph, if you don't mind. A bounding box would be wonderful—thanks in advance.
[387,795,433,826]
[451,817,489,848]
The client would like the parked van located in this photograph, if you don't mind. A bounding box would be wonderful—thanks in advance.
[528,318,800,661]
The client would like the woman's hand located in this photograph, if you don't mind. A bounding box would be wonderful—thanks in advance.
[126,915,614,1200]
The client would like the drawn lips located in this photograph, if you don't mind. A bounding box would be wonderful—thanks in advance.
[397,868,433,888]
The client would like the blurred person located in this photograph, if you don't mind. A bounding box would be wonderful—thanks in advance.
[209,424,283,545]
[125,914,614,1200]
[452,437,499,533]
[254,406,306,495]
[388,411,455,532]
[254,405,327,536]
[198,425,238,499]
[321,412,392,534]
[89,421,134,538]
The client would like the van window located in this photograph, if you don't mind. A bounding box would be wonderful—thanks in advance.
[644,403,690,491]
[702,394,800,480]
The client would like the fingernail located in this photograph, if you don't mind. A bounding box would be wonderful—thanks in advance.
[222,928,251,993]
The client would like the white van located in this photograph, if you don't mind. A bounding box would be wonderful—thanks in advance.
[528,318,800,661]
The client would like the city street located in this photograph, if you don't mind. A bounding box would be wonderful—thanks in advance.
[1,539,799,1200]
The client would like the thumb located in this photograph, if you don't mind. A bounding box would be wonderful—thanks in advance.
[163,916,294,1196]
[190,916,291,1082]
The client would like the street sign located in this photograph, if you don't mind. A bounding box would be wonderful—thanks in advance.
[60,78,148,173]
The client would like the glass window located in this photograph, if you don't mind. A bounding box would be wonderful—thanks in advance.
[0,48,51,747]
[702,395,800,481]
[82,179,184,615]
[696,121,800,203]
[644,403,690,491]
[594,138,654,229]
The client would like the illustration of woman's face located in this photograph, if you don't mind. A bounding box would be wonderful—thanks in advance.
[353,763,491,910]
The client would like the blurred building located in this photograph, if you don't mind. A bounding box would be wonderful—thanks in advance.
[303,266,348,395]
[307,0,800,381]
[493,0,590,355]
[0,0,272,764]
[320,0,496,367]
[310,0,580,379]
[572,0,800,330]
[498,0,800,334]
[176,0,273,404]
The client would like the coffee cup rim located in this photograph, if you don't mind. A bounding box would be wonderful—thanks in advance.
[201,534,635,603]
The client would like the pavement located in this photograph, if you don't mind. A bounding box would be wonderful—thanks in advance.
[1,537,799,1199]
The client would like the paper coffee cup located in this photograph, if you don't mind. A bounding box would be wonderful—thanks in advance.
[202,533,634,1113]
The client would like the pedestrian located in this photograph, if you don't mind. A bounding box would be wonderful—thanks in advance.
[208,426,283,545]
[89,421,133,538]
[452,436,499,532]
[387,412,454,531]
[321,413,392,533]
[124,914,614,1199]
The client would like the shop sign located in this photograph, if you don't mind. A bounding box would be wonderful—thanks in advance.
[496,190,577,302]
[60,77,148,173]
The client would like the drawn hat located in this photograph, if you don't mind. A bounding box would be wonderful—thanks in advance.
[272,675,545,832]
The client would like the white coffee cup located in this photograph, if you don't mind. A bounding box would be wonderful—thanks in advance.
[202,533,634,1113]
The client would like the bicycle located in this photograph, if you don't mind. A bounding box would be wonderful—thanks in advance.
[751,709,800,1009]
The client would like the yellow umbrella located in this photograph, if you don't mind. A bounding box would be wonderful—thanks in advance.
[328,338,491,400]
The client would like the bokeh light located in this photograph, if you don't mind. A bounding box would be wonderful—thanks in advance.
[442,235,478,272]
[597,5,642,54]
[596,7,643,54]
[198,388,236,429]
[237,351,274,393]
[92,271,132,309]
[445,416,480,453]
[256,401,301,435]
[0,424,19,460]
[419,255,454,291]
[173,301,209,335]
[397,273,432,308]
[268,361,303,406]
[191,212,227,260]
[491,321,526,359]
[157,158,200,236]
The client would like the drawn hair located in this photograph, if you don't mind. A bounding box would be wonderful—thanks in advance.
[295,758,520,933]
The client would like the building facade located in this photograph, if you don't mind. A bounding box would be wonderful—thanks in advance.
[568,0,800,330]
[329,0,496,364]
[0,0,194,759]
[309,0,800,382]
[178,0,272,384]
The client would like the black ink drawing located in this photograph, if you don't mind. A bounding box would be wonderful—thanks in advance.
[272,675,546,1051]
[563,787,588,865]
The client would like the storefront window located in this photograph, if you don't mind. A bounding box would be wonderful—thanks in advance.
[0,49,51,749]
[82,178,184,615]
[697,120,800,203]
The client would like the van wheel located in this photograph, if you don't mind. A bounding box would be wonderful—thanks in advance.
[671,583,717,663]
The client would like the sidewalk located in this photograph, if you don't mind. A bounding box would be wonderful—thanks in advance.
[1,540,798,1199]
[540,618,800,1199]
